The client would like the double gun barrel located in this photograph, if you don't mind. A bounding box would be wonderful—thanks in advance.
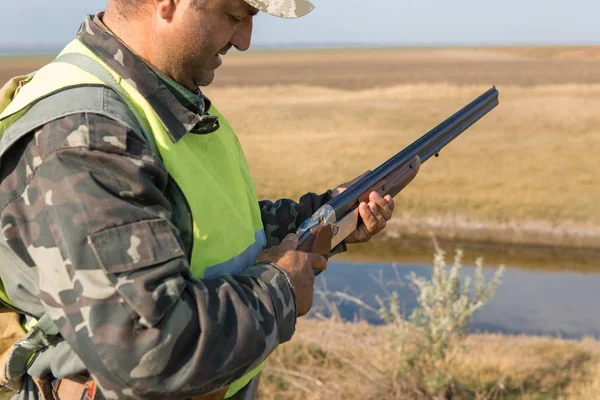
[327,86,500,218]
[296,87,500,261]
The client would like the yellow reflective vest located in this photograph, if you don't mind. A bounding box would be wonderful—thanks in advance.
[0,39,267,398]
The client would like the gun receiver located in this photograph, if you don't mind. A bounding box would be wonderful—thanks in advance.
[296,87,500,266]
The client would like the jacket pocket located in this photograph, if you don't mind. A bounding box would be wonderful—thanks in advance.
[88,218,185,274]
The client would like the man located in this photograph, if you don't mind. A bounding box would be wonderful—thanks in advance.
[0,0,394,399]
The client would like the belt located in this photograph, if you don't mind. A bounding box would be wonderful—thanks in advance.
[32,375,230,400]
[29,375,101,400]
[29,371,260,400]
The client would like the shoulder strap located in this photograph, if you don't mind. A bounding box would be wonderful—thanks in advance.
[0,53,160,163]
[53,53,159,156]
[0,85,151,161]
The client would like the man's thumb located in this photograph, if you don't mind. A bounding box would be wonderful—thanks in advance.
[280,233,299,250]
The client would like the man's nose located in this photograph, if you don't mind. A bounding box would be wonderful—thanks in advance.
[231,17,253,52]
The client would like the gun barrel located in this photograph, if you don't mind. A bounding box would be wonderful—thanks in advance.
[327,87,499,218]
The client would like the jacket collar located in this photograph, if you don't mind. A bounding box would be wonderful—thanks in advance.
[76,13,218,142]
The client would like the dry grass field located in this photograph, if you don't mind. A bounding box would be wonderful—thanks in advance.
[208,83,598,223]
[2,319,598,400]
[1,47,599,399]
[1,47,599,264]
[205,47,600,262]
[257,319,600,400]
[209,46,600,89]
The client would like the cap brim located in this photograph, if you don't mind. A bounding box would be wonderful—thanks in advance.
[244,0,315,19]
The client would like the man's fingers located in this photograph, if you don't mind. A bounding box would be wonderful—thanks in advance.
[384,195,395,212]
[359,202,378,234]
[369,202,386,232]
[280,234,299,250]
[366,193,387,226]
[369,192,393,221]
[345,193,396,245]
[309,254,328,273]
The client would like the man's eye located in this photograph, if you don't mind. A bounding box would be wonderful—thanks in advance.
[228,14,241,23]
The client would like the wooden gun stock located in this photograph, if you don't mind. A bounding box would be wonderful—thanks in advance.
[298,224,334,254]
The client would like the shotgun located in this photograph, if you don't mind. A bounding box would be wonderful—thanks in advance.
[296,87,499,269]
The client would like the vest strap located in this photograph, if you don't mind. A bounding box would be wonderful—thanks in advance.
[53,53,159,157]
[0,52,160,163]
[0,85,148,162]
[53,53,125,99]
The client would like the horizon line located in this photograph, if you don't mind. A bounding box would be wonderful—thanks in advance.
[1,41,599,55]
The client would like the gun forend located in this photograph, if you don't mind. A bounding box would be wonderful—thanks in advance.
[297,156,421,257]
[357,155,421,204]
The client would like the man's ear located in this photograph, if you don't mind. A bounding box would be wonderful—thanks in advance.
[154,0,179,21]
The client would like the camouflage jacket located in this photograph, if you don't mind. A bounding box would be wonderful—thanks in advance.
[0,14,339,399]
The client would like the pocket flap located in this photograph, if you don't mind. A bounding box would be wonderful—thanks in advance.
[88,219,185,274]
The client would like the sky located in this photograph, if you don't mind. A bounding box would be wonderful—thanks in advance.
[1,0,599,49]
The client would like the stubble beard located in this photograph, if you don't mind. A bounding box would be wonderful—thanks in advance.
[159,42,216,89]
[181,34,217,88]
[196,69,215,87]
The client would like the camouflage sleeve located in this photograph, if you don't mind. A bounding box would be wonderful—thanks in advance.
[0,113,297,399]
[259,193,348,257]
[259,191,332,247]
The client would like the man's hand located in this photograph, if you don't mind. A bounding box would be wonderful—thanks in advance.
[331,172,395,244]
[256,234,327,316]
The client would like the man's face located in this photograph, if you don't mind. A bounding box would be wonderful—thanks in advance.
[155,0,258,88]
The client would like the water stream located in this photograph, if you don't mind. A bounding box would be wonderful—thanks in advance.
[313,260,600,339]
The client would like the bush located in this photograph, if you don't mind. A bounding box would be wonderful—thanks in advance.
[377,244,504,398]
